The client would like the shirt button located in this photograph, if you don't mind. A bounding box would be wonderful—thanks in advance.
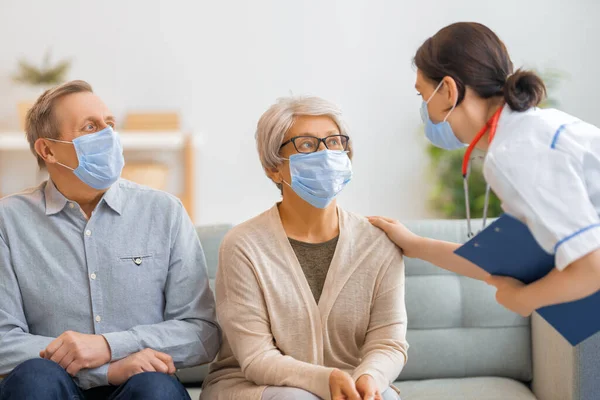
[90,273,97,280]
[69,203,75,209]
[95,315,102,323]
[85,230,92,237]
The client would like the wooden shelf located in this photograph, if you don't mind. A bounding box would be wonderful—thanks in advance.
[0,131,200,151]
[0,132,28,150]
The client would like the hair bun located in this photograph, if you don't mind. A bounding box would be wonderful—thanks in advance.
[504,69,547,112]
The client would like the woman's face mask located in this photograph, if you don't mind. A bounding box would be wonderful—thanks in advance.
[275,115,353,209]
[420,80,466,150]
[282,149,353,209]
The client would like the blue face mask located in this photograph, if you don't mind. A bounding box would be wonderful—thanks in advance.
[283,150,353,209]
[48,127,125,190]
[421,81,465,150]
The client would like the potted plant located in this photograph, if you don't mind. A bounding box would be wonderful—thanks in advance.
[12,50,71,129]
[426,69,565,219]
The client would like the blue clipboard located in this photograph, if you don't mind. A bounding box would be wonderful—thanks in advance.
[455,213,600,346]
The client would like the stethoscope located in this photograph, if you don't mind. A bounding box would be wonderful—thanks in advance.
[461,104,504,238]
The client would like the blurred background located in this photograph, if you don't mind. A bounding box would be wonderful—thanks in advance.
[0,0,598,225]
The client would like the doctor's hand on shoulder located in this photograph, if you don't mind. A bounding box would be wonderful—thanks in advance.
[368,215,491,282]
[367,217,423,258]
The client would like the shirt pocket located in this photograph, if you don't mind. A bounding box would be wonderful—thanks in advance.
[118,254,155,267]
[112,253,168,303]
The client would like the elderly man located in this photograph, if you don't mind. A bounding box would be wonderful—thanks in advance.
[0,80,220,400]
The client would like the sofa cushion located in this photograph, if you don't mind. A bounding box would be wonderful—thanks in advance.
[396,377,536,400]
[185,377,537,400]
[177,364,208,384]
[196,224,232,279]
[401,326,531,381]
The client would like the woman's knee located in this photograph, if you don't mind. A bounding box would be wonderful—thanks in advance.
[262,386,321,400]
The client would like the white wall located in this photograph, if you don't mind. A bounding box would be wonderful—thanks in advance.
[1,0,599,225]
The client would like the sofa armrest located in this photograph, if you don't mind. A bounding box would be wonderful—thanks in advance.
[531,313,600,400]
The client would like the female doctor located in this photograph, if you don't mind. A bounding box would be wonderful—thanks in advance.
[369,22,600,317]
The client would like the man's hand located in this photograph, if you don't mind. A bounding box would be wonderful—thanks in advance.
[355,375,382,400]
[330,369,361,400]
[40,331,111,376]
[107,349,176,386]
[487,275,535,317]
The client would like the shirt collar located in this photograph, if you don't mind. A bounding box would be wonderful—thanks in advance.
[44,179,123,216]
[101,181,123,215]
[44,180,69,215]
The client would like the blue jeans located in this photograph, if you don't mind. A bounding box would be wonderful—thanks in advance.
[0,358,191,400]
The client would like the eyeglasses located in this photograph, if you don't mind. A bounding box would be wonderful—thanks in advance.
[280,135,350,154]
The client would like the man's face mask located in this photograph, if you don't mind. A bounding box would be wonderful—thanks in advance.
[47,126,125,190]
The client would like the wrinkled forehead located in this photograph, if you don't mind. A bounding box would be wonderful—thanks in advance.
[53,92,112,129]
[283,115,341,142]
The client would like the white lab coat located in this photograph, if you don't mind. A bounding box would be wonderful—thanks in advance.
[484,104,600,271]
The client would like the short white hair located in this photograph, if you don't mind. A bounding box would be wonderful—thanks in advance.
[255,96,352,186]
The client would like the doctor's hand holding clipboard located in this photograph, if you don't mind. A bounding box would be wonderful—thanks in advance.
[369,22,600,321]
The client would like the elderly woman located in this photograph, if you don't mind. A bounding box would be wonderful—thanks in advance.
[201,96,408,400]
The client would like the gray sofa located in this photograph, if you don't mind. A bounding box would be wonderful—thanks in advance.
[181,219,600,400]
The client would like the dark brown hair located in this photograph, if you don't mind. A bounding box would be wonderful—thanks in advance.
[26,80,93,168]
[414,22,546,112]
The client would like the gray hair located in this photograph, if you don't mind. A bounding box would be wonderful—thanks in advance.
[255,96,352,188]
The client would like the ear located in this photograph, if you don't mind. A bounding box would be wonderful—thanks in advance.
[266,166,283,184]
[34,138,57,165]
[441,76,459,108]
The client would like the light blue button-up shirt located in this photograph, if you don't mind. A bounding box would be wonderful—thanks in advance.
[0,179,220,389]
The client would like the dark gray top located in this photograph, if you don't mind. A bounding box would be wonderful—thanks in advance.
[289,236,339,303]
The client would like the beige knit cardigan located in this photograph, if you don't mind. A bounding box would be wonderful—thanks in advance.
[201,205,408,400]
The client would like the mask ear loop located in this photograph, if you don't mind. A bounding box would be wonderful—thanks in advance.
[45,138,77,171]
[46,138,73,144]
[426,81,444,104]
[443,80,458,122]
[274,156,291,189]
[426,80,458,122]
[443,97,457,122]
[281,180,292,189]
[55,162,75,171]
